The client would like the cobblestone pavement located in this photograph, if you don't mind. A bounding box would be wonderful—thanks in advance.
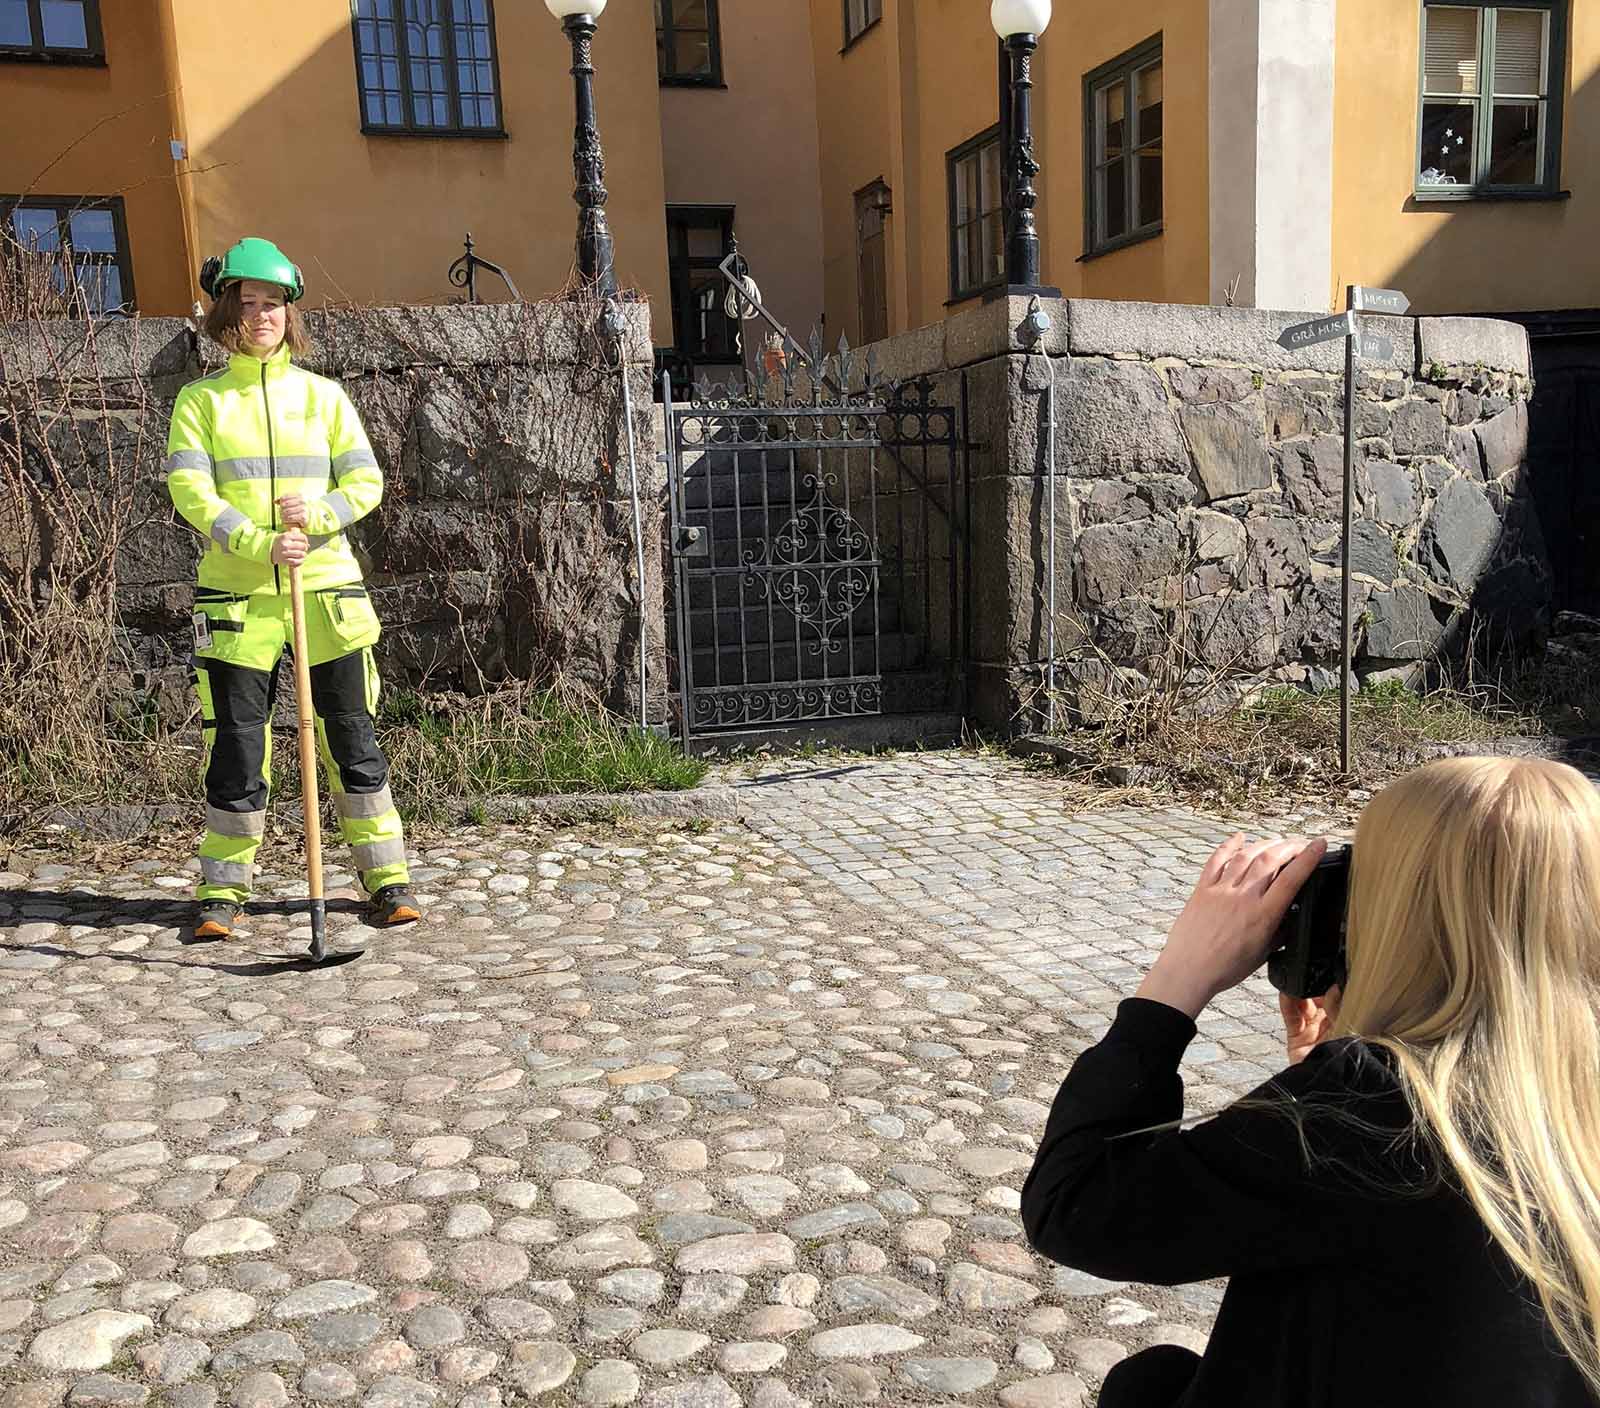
[0,751,1306,1408]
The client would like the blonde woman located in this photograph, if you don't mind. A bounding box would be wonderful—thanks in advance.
[1021,757,1600,1406]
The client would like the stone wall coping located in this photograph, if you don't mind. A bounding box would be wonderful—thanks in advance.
[856,297,1533,386]
[1065,299,1422,376]
[0,299,655,384]
[1417,316,1531,378]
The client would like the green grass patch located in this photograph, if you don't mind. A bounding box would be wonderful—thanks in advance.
[379,687,707,799]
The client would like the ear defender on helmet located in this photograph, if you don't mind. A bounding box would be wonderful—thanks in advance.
[198,238,305,303]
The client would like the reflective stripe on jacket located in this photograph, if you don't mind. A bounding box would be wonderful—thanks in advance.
[165,344,382,594]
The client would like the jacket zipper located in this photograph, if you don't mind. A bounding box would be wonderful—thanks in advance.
[261,361,280,594]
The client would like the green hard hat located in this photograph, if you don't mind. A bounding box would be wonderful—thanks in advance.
[199,237,304,303]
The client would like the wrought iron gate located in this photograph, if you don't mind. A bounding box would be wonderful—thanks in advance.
[663,339,966,738]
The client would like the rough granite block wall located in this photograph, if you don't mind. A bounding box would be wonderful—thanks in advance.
[0,302,665,727]
[861,298,1546,732]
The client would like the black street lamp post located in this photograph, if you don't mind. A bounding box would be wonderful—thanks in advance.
[547,0,616,298]
[991,0,1056,295]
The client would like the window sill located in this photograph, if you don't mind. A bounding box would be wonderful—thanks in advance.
[1410,188,1572,205]
[1077,223,1163,263]
[360,125,509,140]
[840,18,882,54]
[660,76,727,89]
[0,48,106,66]
[945,279,1005,308]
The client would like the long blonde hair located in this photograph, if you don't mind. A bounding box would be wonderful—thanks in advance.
[1339,756,1600,1391]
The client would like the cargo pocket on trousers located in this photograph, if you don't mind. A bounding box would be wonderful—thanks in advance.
[192,593,252,665]
[324,587,382,655]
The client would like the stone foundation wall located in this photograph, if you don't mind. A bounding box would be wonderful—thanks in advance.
[863,297,1545,730]
[1,302,665,726]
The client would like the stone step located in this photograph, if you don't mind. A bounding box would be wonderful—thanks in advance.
[684,708,964,754]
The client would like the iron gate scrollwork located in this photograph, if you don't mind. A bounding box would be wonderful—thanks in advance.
[664,334,966,736]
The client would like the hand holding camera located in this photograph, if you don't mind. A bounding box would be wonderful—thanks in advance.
[1137,835,1328,1020]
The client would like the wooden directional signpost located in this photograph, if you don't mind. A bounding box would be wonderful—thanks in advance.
[1276,284,1411,774]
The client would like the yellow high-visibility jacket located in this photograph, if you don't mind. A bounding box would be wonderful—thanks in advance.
[165,344,382,594]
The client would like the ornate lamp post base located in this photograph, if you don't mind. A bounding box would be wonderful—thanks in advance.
[993,30,1059,299]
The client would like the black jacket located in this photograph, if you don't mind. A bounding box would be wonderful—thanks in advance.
[1020,998,1594,1407]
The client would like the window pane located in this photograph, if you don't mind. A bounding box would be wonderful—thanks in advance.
[1419,102,1476,183]
[1099,80,1126,162]
[1136,61,1163,145]
[366,91,388,124]
[12,208,60,252]
[674,31,711,76]
[980,141,1003,219]
[867,0,881,21]
[674,0,709,26]
[1138,152,1163,227]
[1487,99,1541,183]
[982,210,1003,284]
[1424,6,1480,94]
[0,0,32,46]
[686,224,724,259]
[69,208,116,252]
[1493,9,1546,96]
[963,220,981,292]
[40,0,87,49]
[953,153,974,223]
[1101,158,1127,242]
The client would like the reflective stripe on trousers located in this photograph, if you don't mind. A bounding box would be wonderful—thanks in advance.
[192,604,407,903]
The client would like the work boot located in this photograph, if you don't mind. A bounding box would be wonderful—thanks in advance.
[368,885,421,927]
[193,900,241,939]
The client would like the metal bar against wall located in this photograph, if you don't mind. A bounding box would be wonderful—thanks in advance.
[1046,350,1058,733]
[760,443,775,704]
[663,372,696,741]
[1340,286,1357,774]
[960,371,974,717]
[617,333,649,731]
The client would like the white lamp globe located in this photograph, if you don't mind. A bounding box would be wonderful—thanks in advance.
[546,0,607,19]
[991,0,1051,38]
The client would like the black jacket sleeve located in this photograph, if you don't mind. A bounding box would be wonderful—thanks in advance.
[1021,998,1411,1287]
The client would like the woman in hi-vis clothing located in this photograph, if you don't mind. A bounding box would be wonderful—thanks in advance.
[164,237,420,939]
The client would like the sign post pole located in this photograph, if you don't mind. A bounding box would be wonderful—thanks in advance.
[1339,286,1356,776]
[1277,287,1408,777]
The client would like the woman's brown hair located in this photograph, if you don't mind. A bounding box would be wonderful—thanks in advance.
[202,282,310,358]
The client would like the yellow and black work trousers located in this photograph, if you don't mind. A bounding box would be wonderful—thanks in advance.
[191,587,409,906]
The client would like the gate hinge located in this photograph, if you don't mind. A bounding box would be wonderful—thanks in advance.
[674,525,709,558]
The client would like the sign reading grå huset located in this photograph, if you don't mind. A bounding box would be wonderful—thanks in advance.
[1276,310,1356,350]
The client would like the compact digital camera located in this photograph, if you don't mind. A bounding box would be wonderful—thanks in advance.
[1266,845,1351,999]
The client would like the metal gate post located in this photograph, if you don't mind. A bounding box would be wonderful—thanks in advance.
[661,371,697,744]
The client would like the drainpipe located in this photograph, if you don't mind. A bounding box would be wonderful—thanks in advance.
[1018,296,1056,731]
[156,0,201,312]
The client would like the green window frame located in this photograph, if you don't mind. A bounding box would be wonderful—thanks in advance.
[843,0,881,50]
[1082,34,1164,261]
[946,127,1004,303]
[1416,1,1567,199]
[657,0,723,87]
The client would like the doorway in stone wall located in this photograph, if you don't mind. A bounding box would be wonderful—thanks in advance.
[660,335,969,751]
